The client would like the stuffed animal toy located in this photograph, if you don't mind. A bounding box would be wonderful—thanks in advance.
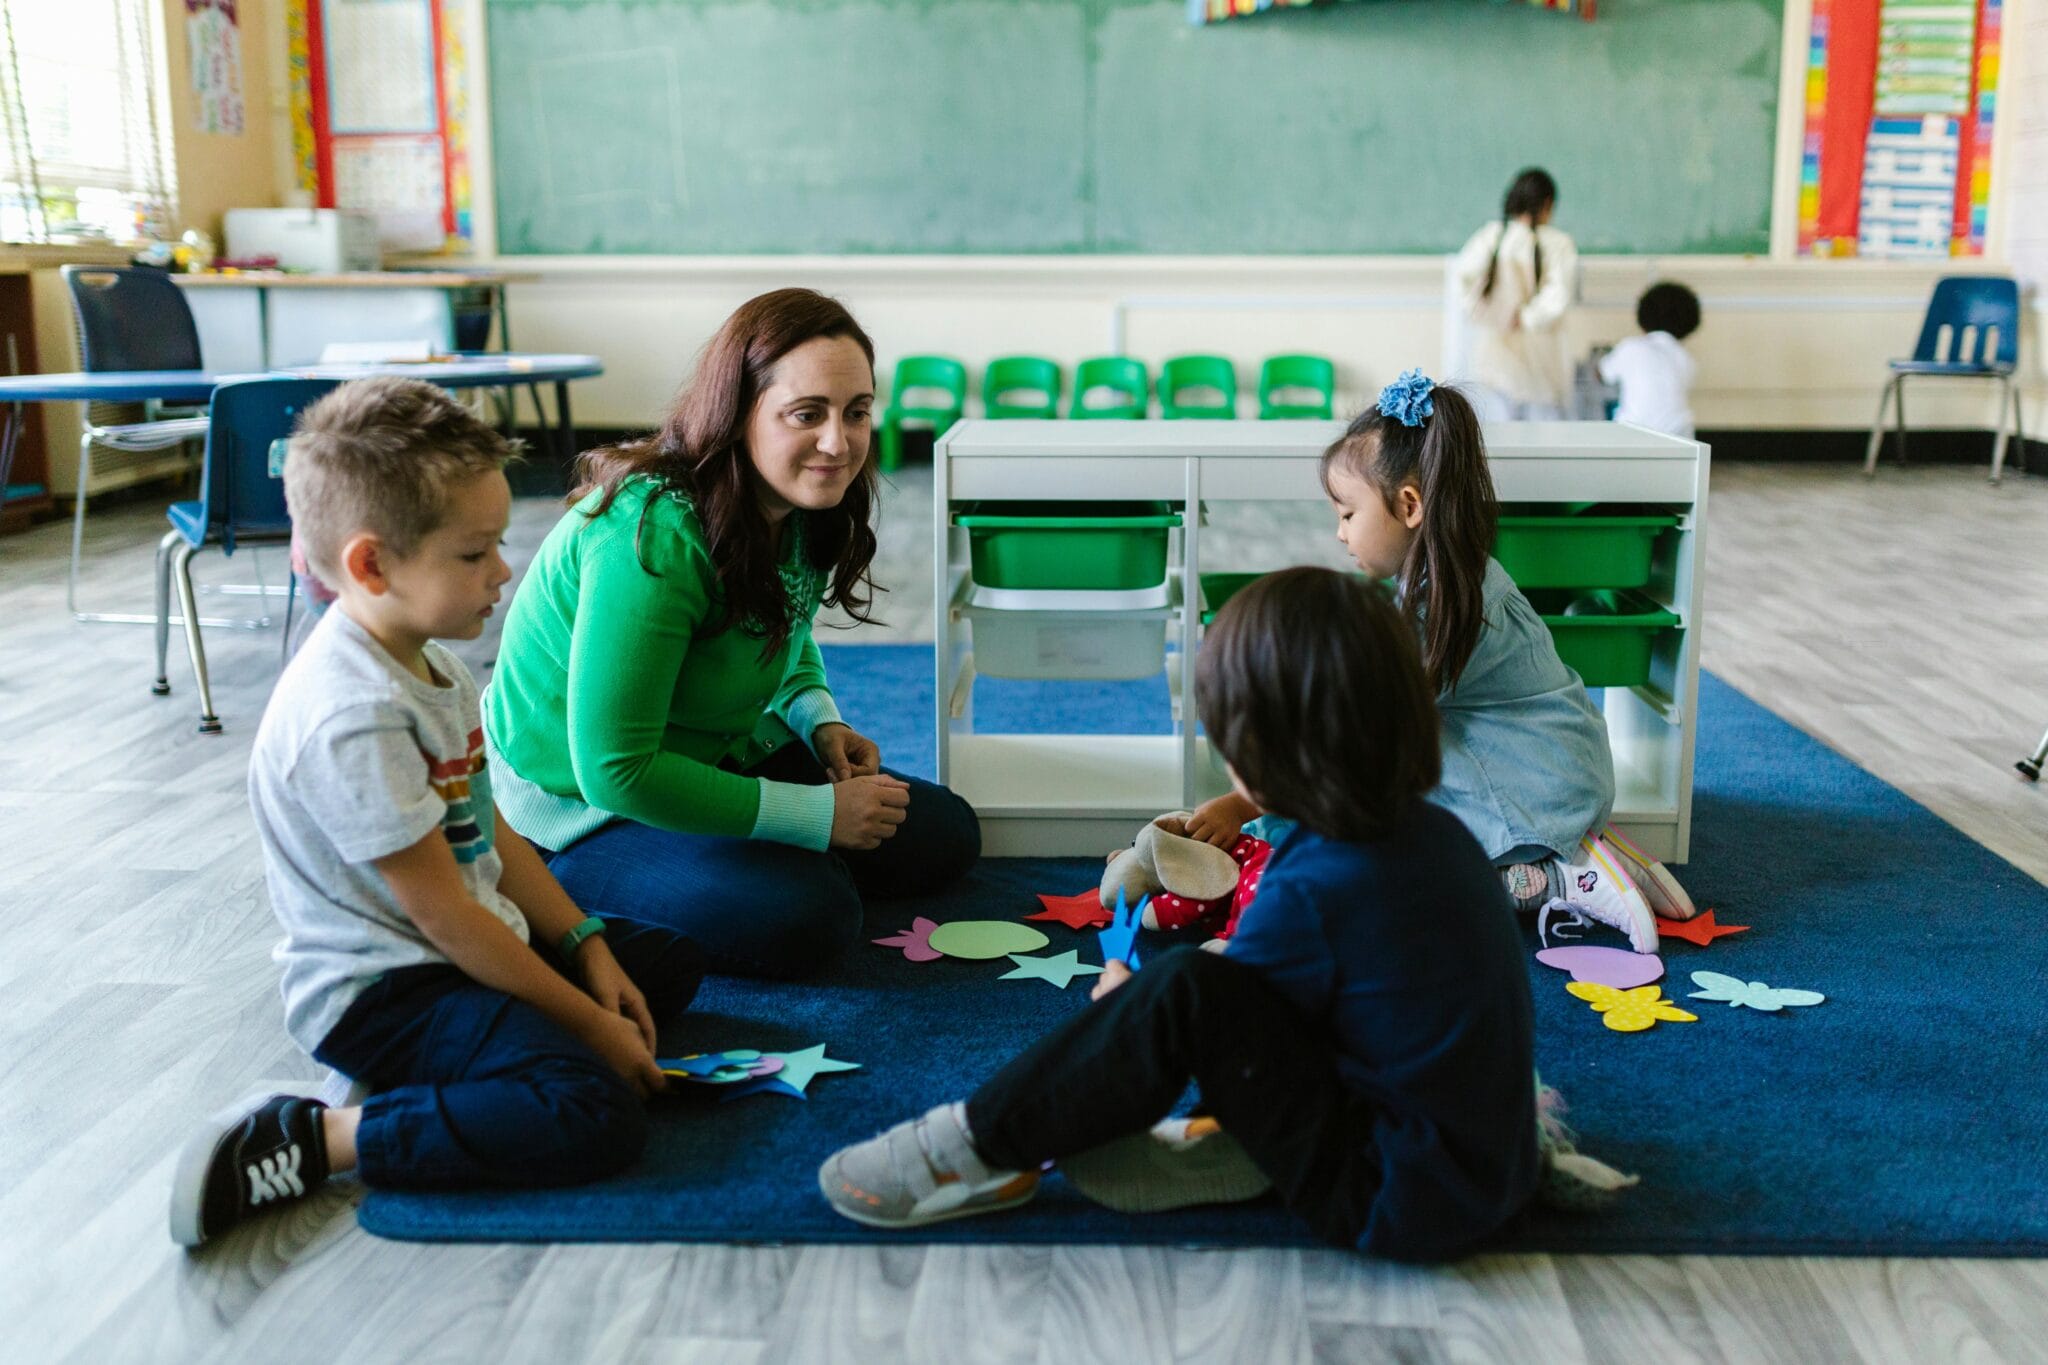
[1102,813,1271,937]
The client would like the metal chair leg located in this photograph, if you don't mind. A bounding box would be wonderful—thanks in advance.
[66,431,93,616]
[2018,726,2048,781]
[2010,380,2028,479]
[280,568,298,667]
[171,541,222,734]
[1990,376,2014,485]
[1863,377,1897,477]
[1892,375,1909,466]
[152,530,181,695]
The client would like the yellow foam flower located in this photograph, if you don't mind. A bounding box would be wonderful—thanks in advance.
[1566,982,1699,1033]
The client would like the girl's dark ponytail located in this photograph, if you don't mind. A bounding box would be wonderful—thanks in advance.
[1482,167,1559,301]
[1405,387,1496,694]
[1320,379,1498,695]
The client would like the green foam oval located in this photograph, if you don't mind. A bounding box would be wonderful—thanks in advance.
[926,920,1050,961]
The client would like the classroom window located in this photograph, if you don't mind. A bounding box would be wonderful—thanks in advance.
[0,0,177,244]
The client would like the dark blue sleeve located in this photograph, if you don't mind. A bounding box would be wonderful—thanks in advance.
[1221,874,1337,1020]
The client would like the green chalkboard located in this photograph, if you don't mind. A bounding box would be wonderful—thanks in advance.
[485,0,1783,255]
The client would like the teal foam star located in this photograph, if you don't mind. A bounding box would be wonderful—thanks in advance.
[771,1043,862,1094]
[999,949,1107,990]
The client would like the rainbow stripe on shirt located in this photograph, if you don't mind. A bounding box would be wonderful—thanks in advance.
[423,726,495,865]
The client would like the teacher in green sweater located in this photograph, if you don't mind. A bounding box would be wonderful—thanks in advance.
[484,288,980,978]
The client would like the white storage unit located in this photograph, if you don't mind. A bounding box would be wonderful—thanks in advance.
[934,419,1710,861]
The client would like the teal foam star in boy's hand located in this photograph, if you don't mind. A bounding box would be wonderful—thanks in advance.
[999,949,1106,990]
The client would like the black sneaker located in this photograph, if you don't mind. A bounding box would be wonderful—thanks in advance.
[169,1093,330,1247]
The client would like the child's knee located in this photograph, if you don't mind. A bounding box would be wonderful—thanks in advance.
[746,880,864,979]
[528,1063,649,1184]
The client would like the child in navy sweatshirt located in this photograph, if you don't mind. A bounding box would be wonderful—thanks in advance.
[820,567,1544,1262]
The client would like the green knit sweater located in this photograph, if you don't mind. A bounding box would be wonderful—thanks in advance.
[484,476,842,853]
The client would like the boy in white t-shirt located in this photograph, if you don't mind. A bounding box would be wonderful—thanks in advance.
[169,378,704,1247]
[1598,282,1701,439]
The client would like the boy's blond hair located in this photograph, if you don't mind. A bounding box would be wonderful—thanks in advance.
[286,376,512,583]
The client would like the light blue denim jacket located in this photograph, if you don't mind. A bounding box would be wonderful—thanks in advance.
[1247,558,1613,863]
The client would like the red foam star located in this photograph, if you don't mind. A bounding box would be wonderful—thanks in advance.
[1026,889,1112,930]
[1656,907,1749,946]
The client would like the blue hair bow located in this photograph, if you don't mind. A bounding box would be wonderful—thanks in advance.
[1378,369,1435,427]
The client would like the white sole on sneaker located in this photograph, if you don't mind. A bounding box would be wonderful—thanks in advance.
[817,1164,1039,1230]
[169,1089,305,1248]
[1600,825,1699,921]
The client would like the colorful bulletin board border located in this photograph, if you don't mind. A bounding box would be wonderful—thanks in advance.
[1189,0,1593,22]
[286,0,473,251]
[1798,0,2000,258]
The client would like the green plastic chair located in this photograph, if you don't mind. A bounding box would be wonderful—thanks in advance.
[879,355,967,471]
[1069,356,1150,420]
[1159,355,1238,420]
[982,356,1062,419]
[1258,354,1336,419]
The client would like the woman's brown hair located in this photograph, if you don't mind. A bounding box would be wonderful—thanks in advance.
[1320,382,1497,694]
[571,287,881,657]
[1196,568,1440,842]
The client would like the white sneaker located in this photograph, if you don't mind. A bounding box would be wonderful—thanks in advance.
[1557,835,1660,953]
[1599,824,1699,921]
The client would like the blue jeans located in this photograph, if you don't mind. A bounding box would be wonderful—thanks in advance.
[543,743,981,979]
[313,918,703,1192]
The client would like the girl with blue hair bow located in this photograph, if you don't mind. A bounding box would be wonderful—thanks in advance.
[1180,370,1690,952]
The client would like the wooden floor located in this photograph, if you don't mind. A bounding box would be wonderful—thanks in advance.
[2,460,2044,1364]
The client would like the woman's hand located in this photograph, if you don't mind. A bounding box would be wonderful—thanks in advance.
[578,936,657,1052]
[1090,959,1133,1002]
[814,723,882,782]
[830,773,910,849]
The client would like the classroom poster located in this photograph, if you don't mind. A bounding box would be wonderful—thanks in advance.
[185,0,244,136]
[291,0,474,251]
[1799,0,2002,258]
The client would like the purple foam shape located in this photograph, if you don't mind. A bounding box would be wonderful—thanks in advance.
[1535,945,1665,989]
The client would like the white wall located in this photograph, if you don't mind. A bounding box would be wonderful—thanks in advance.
[497,253,2040,434]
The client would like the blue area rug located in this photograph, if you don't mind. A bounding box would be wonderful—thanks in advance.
[359,648,2048,1255]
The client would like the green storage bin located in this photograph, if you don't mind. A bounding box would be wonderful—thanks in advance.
[1199,571,1265,625]
[1529,590,1680,688]
[956,502,1181,590]
[1494,512,1679,590]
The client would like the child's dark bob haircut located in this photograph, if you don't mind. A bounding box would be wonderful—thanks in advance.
[1636,281,1701,341]
[1195,567,1441,843]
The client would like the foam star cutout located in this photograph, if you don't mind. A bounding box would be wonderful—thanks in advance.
[999,949,1107,990]
[1656,908,1749,947]
[1027,889,1113,930]
[769,1044,861,1093]
[873,917,942,961]
[714,1044,861,1102]
[1098,887,1144,968]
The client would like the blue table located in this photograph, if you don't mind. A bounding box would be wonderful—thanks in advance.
[0,351,603,488]
[0,352,603,623]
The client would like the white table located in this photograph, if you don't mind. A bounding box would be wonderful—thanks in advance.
[933,419,1709,862]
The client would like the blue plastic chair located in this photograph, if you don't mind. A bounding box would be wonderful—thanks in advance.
[153,378,338,733]
[61,266,215,621]
[1864,276,2026,484]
